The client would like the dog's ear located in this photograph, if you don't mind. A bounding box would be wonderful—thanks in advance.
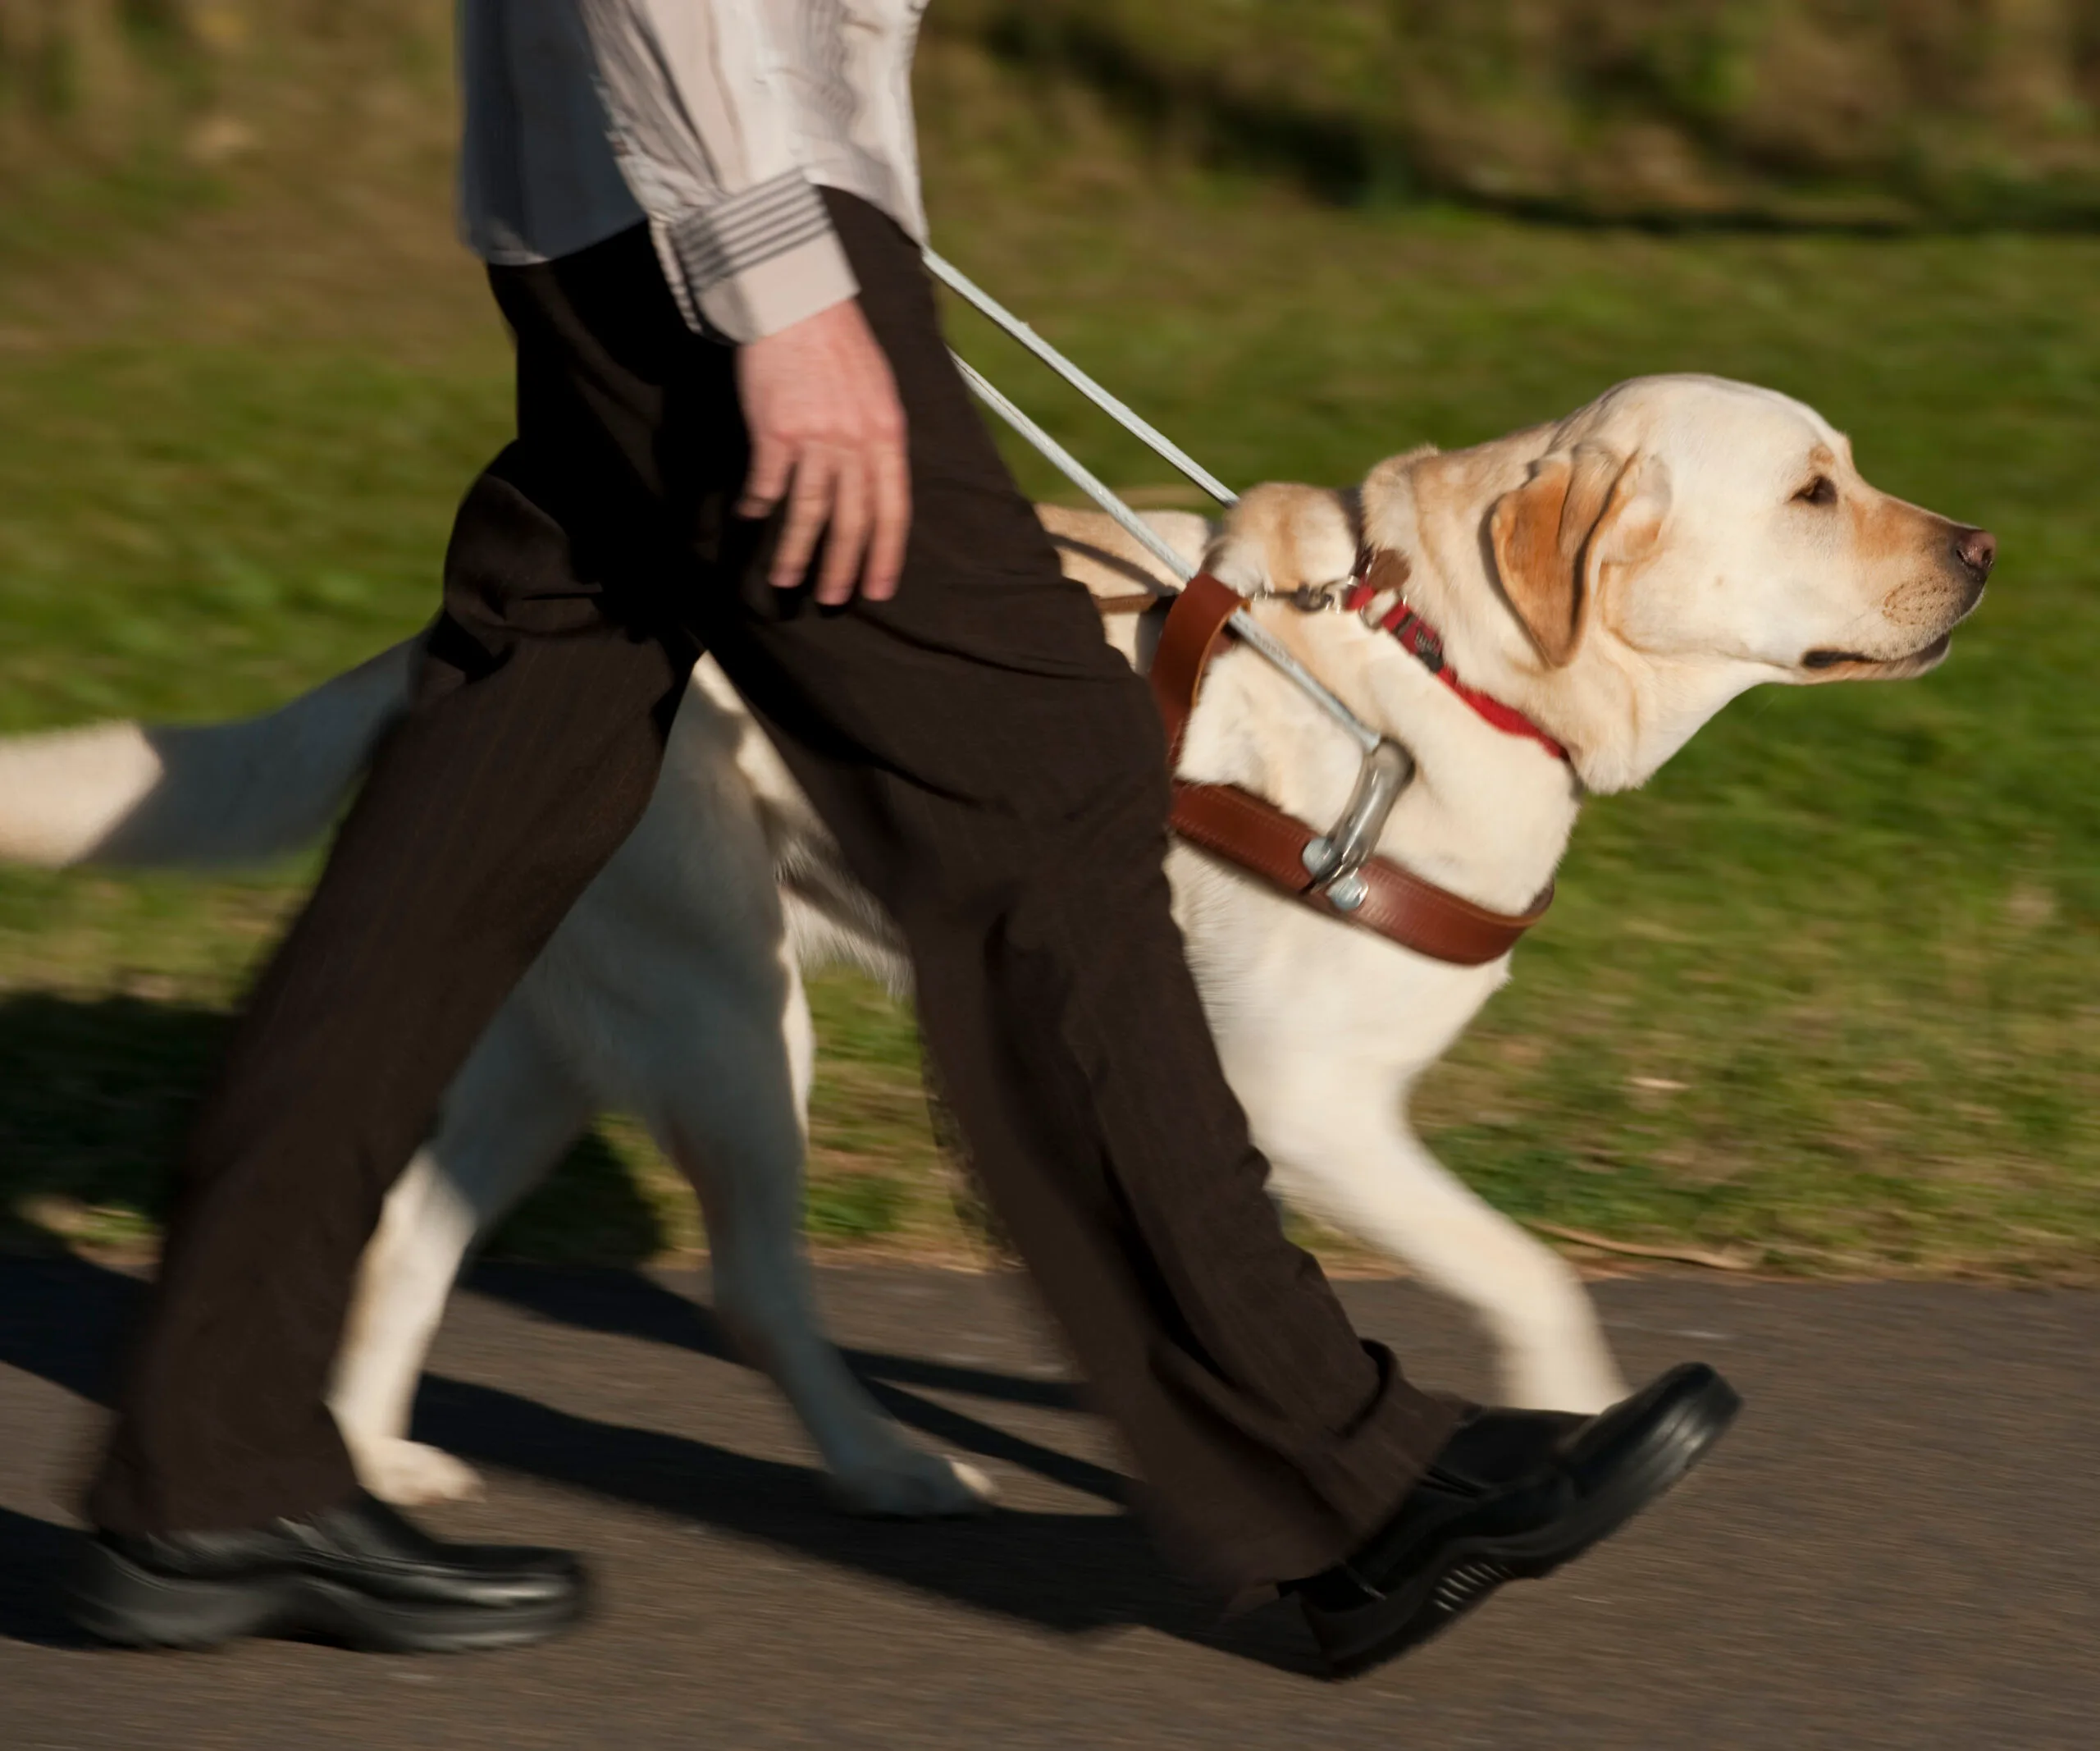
[1487,446,1664,665]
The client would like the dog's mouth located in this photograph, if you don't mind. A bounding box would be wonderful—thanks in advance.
[1800,632,1953,680]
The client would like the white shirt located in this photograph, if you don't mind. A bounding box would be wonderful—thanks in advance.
[459,1,930,343]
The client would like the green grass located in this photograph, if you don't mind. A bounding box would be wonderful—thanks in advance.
[1,40,2096,1277]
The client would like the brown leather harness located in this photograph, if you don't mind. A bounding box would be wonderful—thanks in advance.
[1131,568,1554,967]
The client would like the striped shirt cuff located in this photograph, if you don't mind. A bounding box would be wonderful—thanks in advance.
[665,171,859,343]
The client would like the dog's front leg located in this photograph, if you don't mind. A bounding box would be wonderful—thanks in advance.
[1244,1056,1628,1413]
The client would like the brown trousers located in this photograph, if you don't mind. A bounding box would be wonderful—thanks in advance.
[86,194,1458,1594]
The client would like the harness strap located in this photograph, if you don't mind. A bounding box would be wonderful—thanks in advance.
[1170,780,1553,965]
[1149,570,1245,763]
[1147,572,1551,967]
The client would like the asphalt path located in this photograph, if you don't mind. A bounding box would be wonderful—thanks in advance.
[0,1256,2092,1749]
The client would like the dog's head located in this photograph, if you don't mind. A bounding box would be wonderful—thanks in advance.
[1389,375,1993,789]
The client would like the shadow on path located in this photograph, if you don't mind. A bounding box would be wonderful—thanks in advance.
[0,1255,1319,1673]
[465,1264,1125,1505]
[0,991,672,1267]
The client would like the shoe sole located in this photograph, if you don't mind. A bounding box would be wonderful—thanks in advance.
[65,1543,587,1654]
[1306,1367,1742,1678]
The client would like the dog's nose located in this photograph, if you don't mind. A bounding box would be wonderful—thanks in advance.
[1954,527,1997,581]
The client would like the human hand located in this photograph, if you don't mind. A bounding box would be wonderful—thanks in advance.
[734,299,911,606]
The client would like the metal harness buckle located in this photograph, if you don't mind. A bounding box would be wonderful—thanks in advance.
[1301,738,1416,911]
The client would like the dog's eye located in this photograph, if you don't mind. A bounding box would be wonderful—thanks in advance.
[1794,475,1838,507]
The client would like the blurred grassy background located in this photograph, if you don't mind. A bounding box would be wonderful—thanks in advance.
[1,5,2096,1278]
[939,0,2100,225]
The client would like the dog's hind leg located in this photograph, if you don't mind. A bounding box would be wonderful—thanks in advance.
[631,962,993,1519]
[1248,1061,1628,1413]
[331,1000,593,1506]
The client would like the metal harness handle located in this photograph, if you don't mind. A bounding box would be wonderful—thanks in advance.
[929,253,1413,898]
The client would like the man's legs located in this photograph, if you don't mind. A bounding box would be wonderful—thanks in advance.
[92,194,1455,1584]
[82,201,1730,1657]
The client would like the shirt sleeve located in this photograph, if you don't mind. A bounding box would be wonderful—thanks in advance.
[576,0,859,343]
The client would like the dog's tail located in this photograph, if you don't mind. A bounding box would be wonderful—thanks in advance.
[0,638,420,868]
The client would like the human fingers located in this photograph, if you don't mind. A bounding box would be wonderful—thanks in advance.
[737,429,794,521]
[814,449,871,606]
[861,428,911,602]
[769,448,835,592]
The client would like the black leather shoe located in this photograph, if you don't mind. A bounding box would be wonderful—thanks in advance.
[1290,1362,1740,1677]
[66,1492,587,1653]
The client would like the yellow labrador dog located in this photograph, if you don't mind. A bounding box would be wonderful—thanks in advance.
[0,375,1990,1517]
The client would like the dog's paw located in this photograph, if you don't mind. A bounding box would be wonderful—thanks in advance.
[1503,1360,1629,1417]
[827,1449,997,1520]
[349,1437,487,1506]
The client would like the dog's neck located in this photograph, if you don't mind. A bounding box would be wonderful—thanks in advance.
[1367,445,1729,796]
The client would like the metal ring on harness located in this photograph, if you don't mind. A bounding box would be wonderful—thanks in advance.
[1301,739,1416,909]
